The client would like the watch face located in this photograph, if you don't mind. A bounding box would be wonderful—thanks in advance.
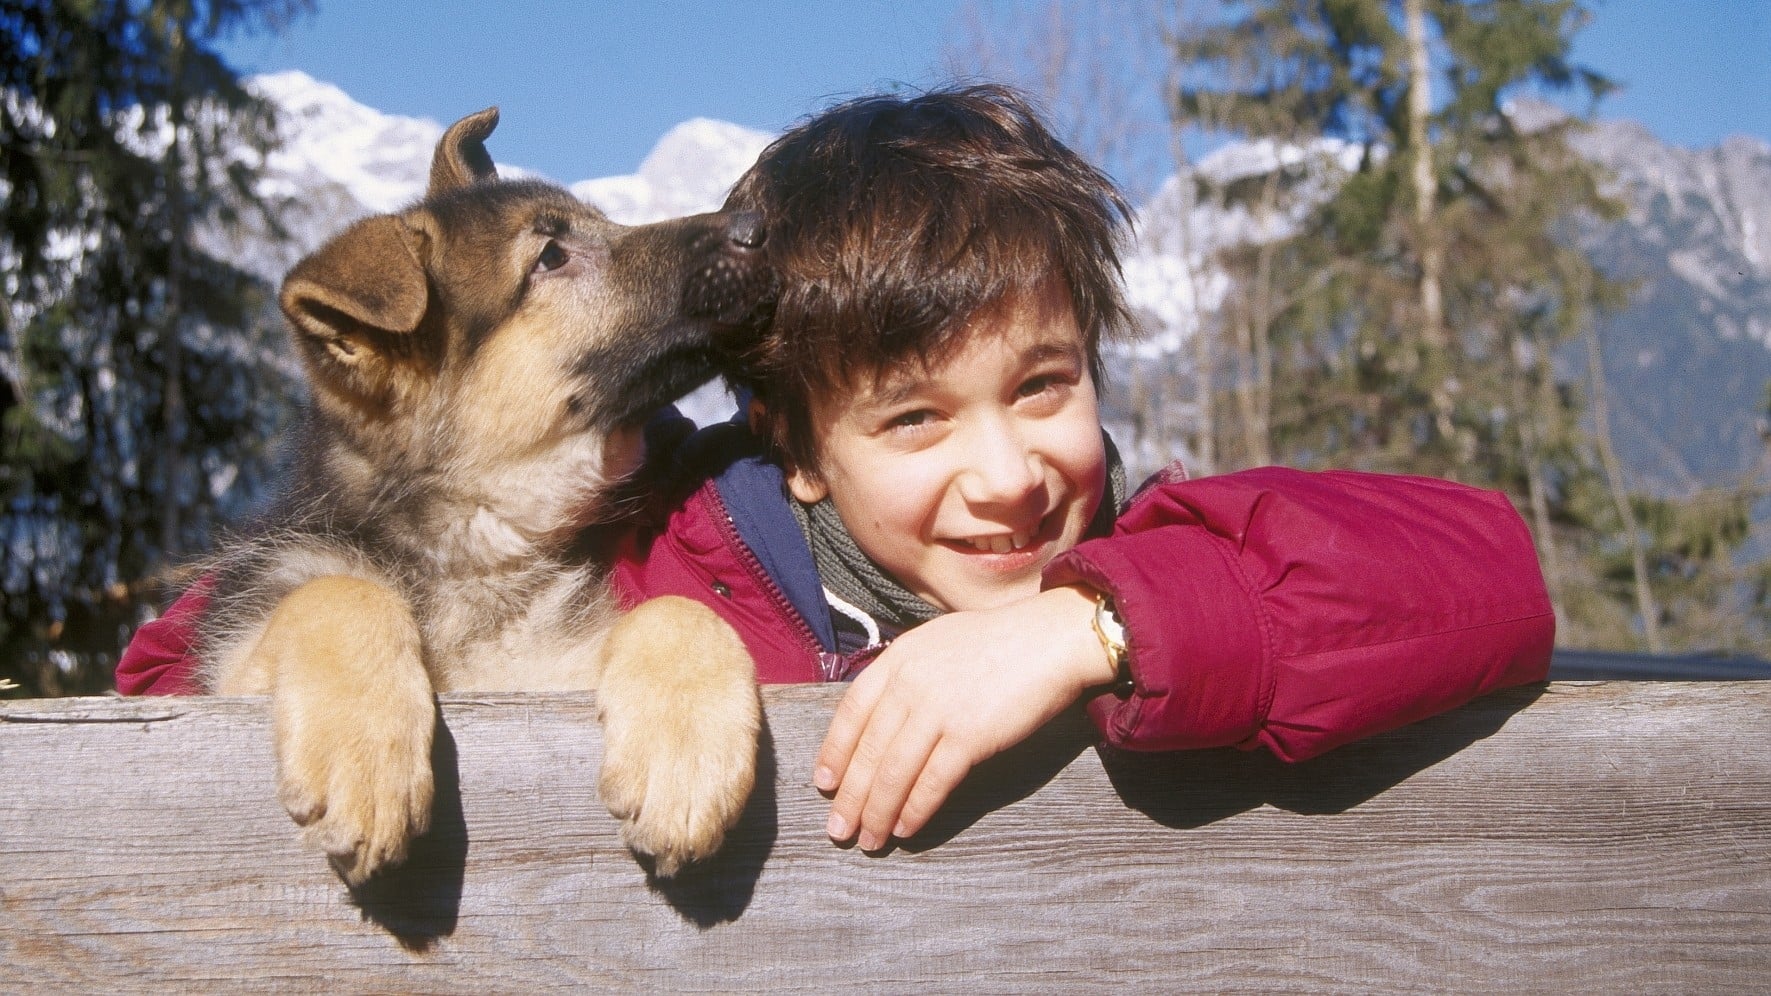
[1097,596,1126,643]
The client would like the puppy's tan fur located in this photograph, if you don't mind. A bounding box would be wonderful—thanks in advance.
[198,109,769,884]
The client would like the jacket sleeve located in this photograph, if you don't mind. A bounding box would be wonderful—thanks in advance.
[115,578,211,696]
[1042,466,1554,761]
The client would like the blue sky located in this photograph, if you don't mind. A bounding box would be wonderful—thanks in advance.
[220,1,1771,186]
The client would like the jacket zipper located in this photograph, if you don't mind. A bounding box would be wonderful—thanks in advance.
[704,487,828,675]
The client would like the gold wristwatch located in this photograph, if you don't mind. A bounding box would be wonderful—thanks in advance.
[1090,590,1133,693]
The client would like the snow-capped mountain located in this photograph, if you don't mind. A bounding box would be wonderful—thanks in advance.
[226,71,1769,491]
[1115,115,1771,491]
[1573,121,1771,490]
[251,71,441,215]
[572,118,774,225]
[214,71,773,282]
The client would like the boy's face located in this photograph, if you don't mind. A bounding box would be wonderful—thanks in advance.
[787,284,1106,613]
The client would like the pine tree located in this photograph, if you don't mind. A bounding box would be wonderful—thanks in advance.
[1169,0,1771,655]
[1,0,310,695]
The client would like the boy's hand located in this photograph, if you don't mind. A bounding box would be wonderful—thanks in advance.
[814,584,1117,850]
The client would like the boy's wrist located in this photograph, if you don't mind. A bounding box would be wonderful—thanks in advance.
[1089,589,1132,692]
[1043,584,1122,694]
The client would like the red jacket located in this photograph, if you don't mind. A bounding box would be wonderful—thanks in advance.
[1044,466,1552,760]
[118,427,1553,762]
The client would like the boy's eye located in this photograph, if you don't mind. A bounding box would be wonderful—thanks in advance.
[1018,374,1066,398]
[886,409,933,431]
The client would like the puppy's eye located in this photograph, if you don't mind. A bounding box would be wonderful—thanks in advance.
[534,240,569,273]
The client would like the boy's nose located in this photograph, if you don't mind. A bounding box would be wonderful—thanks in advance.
[957,424,1043,508]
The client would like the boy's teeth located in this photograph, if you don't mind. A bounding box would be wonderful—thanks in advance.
[967,531,1032,553]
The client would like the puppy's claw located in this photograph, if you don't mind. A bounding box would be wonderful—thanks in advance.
[284,763,432,886]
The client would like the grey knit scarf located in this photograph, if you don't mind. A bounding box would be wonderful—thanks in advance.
[790,432,1129,633]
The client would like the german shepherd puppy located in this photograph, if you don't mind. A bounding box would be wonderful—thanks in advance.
[197,109,771,884]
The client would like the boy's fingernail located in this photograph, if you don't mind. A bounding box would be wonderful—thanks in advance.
[826,812,850,841]
[857,830,883,851]
[892,819,910,838]
[813,765,836,791]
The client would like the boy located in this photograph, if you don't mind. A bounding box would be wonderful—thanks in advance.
[708,86,1551,850]
[119,86,1553,855]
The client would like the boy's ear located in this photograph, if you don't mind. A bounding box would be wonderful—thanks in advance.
[785,465,827,504]
[750,397,830,503]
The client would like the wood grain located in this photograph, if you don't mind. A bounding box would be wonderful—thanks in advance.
[3,681,1767,992]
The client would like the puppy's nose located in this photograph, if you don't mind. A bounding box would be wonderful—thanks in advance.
[725,212,766,251]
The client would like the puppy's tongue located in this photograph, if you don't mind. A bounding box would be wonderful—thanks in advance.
[606,424,648,478]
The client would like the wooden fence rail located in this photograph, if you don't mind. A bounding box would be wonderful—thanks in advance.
[3,680,1768,992]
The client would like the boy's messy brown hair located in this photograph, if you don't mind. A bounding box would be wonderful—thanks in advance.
[723,83,1134,475]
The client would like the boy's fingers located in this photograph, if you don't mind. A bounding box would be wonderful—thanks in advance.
[825,693,909,843]
[815,662,890,792]
[891,739,973,840]
[853,721,941,848]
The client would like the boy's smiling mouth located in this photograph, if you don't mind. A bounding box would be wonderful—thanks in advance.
[942,511,1058,559]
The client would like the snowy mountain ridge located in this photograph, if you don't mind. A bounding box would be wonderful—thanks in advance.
[228,71,1769,490]
[249,71,441,215]
[233,72,773,259]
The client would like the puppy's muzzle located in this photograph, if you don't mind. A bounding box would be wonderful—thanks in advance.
[684,211,774,327]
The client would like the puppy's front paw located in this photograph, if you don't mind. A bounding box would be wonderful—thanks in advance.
[241,576,437,885]
[275,687,436,886]
[596,596,761,877]
[598,699,757,877]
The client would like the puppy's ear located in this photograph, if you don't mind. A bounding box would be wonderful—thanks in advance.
[280,214,433,410]
[429,107,500,196]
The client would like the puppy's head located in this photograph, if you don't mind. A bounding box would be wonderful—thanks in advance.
[278,109,771,507]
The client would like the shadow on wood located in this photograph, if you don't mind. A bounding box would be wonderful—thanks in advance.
[1100,684,1546,829]
[345,715,467,950]
[898,709,1096,853]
